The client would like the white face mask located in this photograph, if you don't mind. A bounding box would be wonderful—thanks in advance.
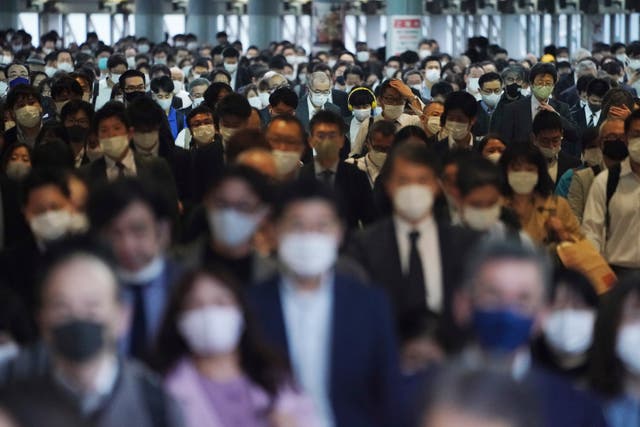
[419,49,432,60]
[616,323,640,375]
[410,84,423,93]
[86,144,104,161]
[133,131,159,151]
[627,137,640,163]
[191,97,204,108]
[426,116,441,135]
[486,152,502,164]
[582,147,603,166]
[628,59,640,71]
[178,306,244,356]
[383,104,404,120]
[272,149,300,177]
[519,86,531,97]
[467,77,480,93]
[368,149,387,166]
[57,62,74,73]
[208,208,263,247]
[425,69,440,83]
[218,126,238,144]
[482,92,503,108]
[284,55,297,65]
[298,74,308,85]
[126,57,136,69]
[393,184,434,222]
[30,210,73,242]
[100,135,130,159]
[537,144,560,160]
[5,161,31,181]
[173,81,184,93]
[353,107,371,122]
[508,171,538,195]
[445,121,469,140]
[385,67,398,79]
[247,96,262,109]
[191,124,216,144]
[15,105,41,128]
[156,97,172,111]
[224,62,238,73]
[259,92,271,109]
[278,232,338,277]
[543,309,595,356]
[310,92,329,108]
[45,66,57,78]
[356,51,370,62]
[463,203,502,231]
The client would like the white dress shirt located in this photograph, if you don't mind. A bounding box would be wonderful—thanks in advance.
[307,96,323,123]
[374,112,421,130]
[280,274,335,427]
[582,158,640,268]
[105,149,137,181]
[393,215,443,313]
[95,78,114,111]
[548,158,559,183]
[531,95,544,120]
[584,104,601,127]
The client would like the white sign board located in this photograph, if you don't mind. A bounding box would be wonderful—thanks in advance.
[387,15,422,59]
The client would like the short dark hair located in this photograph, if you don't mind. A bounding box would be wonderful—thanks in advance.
[203,81,233,110]
[384,140,441,180]
[576,75,596,93]
[186,105,214,129]
[443,91,478,122]
[273,176,343,222]
[499,143,555,197]
[150,75,174,93]
[369,120,396,139]
[344,65,364,80]
[222,47,239,59]
[50,75,83,100]
[269,87,298,109]
[107,54,127,70]
[126,96,165,130]
[420,55,442,69]
[209,69,231,83]
[532,110,563,135]
[586,78,610,98]
[5,83,42,110]
[309,109,344,136]
[119,69,146,88]
[206,164,274,205]
[528,62,558,84]
[430,81,454,100]
[348,86,375,107]
[150,64,171,78]
[215,93,252,120]
[225,129,271,164]
[457,155,503,197]
[21,167,70,208]
[478,72,502,88]
[266,114,306,143]
[93,101,129,132]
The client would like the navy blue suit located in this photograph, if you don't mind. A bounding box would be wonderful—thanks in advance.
[249,273,400,427]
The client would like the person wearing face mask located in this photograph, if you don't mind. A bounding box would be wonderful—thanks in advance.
[0,239,184,427]
[348,142,480,347]
[570,78,609,134]
[589,276,640,427]
[169,66,192,109]
[447,239,609,427]
[295,71,342,133]
[420,100,445,139]
[431,91,478,157]
[265,115,306,180]
[2,143,32,183]
[404,70,426,100]
[54,49,75,74]
[150,76,186,140]
[500,143,582,246]
[301,110,376,229]
[375,79,423,130]
[568,119,627,222]
[118,69,149,107]
[346,120,395,189]
[531,268,598,385]
[2,84,45,152]
[214,93,251,151]
[464,64,485,101]
[497,62,578,148]
[219,47,250,91]
[155,266,319,427]
[488,65,527,134]
[249,178,400,427]
[346,86,377,156]
[421,56,443,100]
[383,56,403,82]
[582,110,640,277]
[473,72,504,138]
[61,100,94,167]
[50,76,83,119]
[532,111,581,185]
[555,128,600,199]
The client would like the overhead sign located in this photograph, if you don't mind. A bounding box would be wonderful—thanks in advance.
[387,15,422,58]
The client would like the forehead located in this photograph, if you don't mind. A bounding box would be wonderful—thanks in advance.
[311,122,341,135]
[43,256,117,301]
[280,199,337,222]
[474,259,545,296]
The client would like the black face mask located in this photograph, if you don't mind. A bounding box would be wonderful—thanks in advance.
[588,103,602,113]
[506,83,520,98]
[51,319,105,363]
[124,91,146,103]
[66,125,89,142]
[602,139,629,162]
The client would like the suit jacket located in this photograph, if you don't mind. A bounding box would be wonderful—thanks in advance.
[299,161,377,229]
[570,104,589,131]
[553,73,575,98]
[488,94,522,135]
[188,140,226,204]
[555,151,581,187]
[558,85,580,109]
[471,100,492,138]
[232,66,251,91]
[295,96,342,132]
[248,273,399,427]
[496,96,577,146]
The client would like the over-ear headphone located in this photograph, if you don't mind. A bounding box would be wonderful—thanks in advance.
[347,86,377,111]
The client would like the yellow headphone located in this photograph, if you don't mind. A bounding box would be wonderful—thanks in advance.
[347,86,377,111]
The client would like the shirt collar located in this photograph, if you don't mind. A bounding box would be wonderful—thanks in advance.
[314,159,338,175]
[281,271,334,299]
[621,157,634,176]
[105,147,135,170]
[393,213,435,235]
[117,256,165,284]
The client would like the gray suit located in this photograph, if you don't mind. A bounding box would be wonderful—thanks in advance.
[295,95,342,132]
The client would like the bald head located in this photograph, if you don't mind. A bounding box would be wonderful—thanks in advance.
[309,71,331,90]
[236,148,277,178]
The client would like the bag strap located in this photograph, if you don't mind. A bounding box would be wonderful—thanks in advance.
[605,163,621,235]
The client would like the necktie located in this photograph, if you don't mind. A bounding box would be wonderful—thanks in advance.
[320,170,334,186]
[129,285,148,360]
[588,113,596,127]
[407,230,426,305]
[116,161,126,178]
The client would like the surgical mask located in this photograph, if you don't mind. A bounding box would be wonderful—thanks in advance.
[310,92,329,107]
[0,55,13,66]
[487,152,502,164]
[314,137,340,161]
[173,81,183,93]
[368,149,387,166]
[583,148,603,167]
[353,107,371,122]
[15,105,41,128]
[10,77,28,88]
[532,85,553,100]
[208,208,262,247]
[627,137,640,163]
[126,56,136,68]
[616,323,640,374]
[124,91,146,104]
[602,139,628,162]
[385,67,398,79]
[51,319,105,363]
[178,306,244,356]
[247,96,262,109]
[393,184,434,222]
[410,84,423,93]
[6,162,31,181]
[86,144,104,161]
[328,59,337,68]
[473,307,534,353]
[345,84,354,93]
[100,134,130,159]
[356,51,370,62]
[224,62,238,73]
[463,203,502,231]
[218,126,238,144]
[419,49,432,60]
[426,116,441,134]
[508,171,538,195]
[155,97,173,111]
[519,86,531,97]
[425,69,440,83]
[445,121,469,140]
[506,83,520,98]
[278,232,338,277]
[482,92,502,108]
[0,81,7,97]
[181,66,192,77]
[383,104,404,120]
[259,92,271,109]
[298,74,307,85]
[467,77,480,93]
[45,66,57,78]
[191,124,216,144]
[543,309,595,356]
[273,149,300,177]
[285,55,297,65]
[57,62,74,73]
[97,57,108,70]
[133,131,159,151]
[154,57,167,65]
[191,97,204,108]
[588,102,601,113]
[187,42,198,51]
[537,145,560,160]
[191,72,201,80]
[30,210,73,242]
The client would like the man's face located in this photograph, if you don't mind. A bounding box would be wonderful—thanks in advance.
[266,119,304,154]
[406,74,423,87]
[98,115,131,141]
[270,102,295,117]
[13,94,41,112]
[104,201,167,272]
[56,52,73,66]
[385,157,440,202]
[123,76,145,94]
[380,86,404,108]
[425,60,441,72]
[224,56,238,66]
[534,128,563,150]
[369,131,394,153]
[219,114,248,131]
[193,65,209,76]
[276,200,343,246]
[188,112,214,131]
[309,122,344,162]
[63,109,90,130]
[345,72,363,87]
[110,64,127,76]
[310,79,331,96]
[189,84,208,102]
[24,184,72,223]
[7,64,28,82]
[480,79,503,95]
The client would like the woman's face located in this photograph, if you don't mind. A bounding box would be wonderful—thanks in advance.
[482,139,506,157]
[8,146,30,166]
[182,275,238,312]
[507,160,537,173]
[550,283,590,311]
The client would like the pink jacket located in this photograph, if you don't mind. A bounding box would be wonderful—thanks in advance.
[164,358,320,427]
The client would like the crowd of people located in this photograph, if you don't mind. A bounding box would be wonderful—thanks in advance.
[0,26,640,427]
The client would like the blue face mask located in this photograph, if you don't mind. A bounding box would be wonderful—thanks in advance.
[98,57,108,71]
[9,77,29,88]
[472,307,534,353]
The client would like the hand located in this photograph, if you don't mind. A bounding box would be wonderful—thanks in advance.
[627,69,640,85]
[546,216,571,242]
[609,104,632,120]
[389,79,415,100]
[538,102,557,114]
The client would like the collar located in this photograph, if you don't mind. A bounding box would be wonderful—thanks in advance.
[117,256,165,284]
[281,271,334,298]
[393,213,435,235]
[461,347,532,381]
[314,158,338,175]
[531,95,543,110]
[105,148,135,170]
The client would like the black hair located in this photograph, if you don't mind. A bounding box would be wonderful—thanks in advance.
[4,83,42,111]
[2,142,31,170]
[344,65,364,80]
[586,78,610,98]
[118,69,146,88]
[35,121,69,148]
[309,109,344,136]
[186,105,214,129]
[532,110,563,135]
[93,101,129,133]
[499,143,555,197]
[50,75,83,100]
[269,87,298,109]
[150,64,171,78]
[443,91,478,122]
[478,72,502,88]
[107,54,127,70]
[384,140,441,182]
[21,167,71,208]
[222,47,239,59]
[420,55,442,69]
[126,96,166,131]
[576,75,596,93]
[203,81,233,110]
[206,164,274,205]
[32,138,75,171]
[273,175,344,222]
[266,114,306,144]
[348,86,375,107]
[601,60,623,77]
[394,125,429,146]
[369,120,396,139]
[580,127,600,153]
[601,88,635,121]
[478,133,506,153]
[529,62,558,84]
[430,81,454,100]
[215,93,252,120]
[150,75,174,93]
[457,155,503,197]
[209,69,231,83]
[552,268,599,308]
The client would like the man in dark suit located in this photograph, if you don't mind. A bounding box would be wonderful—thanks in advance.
[496,62,577,146]
[299,110,376,229]
[570,78,610,137]
[347,142,479,351]
[296,71,343,132]
[488,64,527,135]
[532,110,580,187]
[472,71,503,138]
[249,178,399,427]
[430,91,478,160]
[220,47,250,91]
